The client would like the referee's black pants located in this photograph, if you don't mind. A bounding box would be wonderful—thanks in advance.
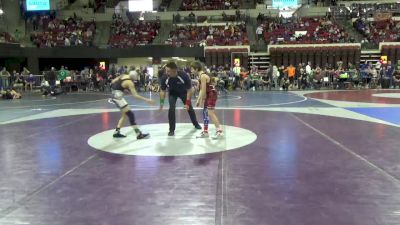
[168,93,199,132]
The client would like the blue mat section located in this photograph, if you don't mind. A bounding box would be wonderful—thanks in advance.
[346,107,400,125]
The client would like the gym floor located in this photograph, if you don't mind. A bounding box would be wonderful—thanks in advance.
[0,89,399,225]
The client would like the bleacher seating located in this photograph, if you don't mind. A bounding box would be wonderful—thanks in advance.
[354,18,400,45]
[108,16,161,48]
[261,17,350,44]
[30,17,96,48]
[180,0,241,11]
[349,3,400,18]
[165,23,249,47]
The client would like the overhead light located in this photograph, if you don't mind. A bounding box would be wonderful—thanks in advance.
[0,9,4,15]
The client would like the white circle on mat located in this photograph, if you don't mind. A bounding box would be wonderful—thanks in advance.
[372,93,400,99]
[88,123,257,156]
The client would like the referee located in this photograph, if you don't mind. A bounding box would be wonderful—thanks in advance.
[159,61,202,136]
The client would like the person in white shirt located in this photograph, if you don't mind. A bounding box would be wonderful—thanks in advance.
[129,66,139,88]
[64,37,71,46]
[306,62,312,76]
[76,39,83,45]
[256,25,263,41]
[224,0,231,9]
[129,67,138,80]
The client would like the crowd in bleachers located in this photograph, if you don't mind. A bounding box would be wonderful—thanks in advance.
[326,2,400,47]
[258,16,352,45]
[354,18,400,45]
[205,61,400,92]
[165,23,249,47]
[25,11,57,31]
[349,3,400,18]
[330,2,400,19]
[30,15,96,48]
[0,32,17,44]
[108,14,161,48]
[158,0,173,11]
[2,59,400,101]
[0,63,160,97]
[11,2,400,49]
[310,0,334,7]
[180,0,241,11]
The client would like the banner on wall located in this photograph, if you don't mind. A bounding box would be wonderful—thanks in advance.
[26,0,50,11]
[272,0,299,8]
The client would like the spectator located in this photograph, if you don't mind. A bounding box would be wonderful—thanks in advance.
[0,68,11,90]
[14,29,22,42]
[25,73,35,91]
[189,12,196,23]
[306,62,312,76]
[235,9,241,21]
[393,69,400,88]
[13,73,25,92]
[45,67,57,90]
[174,13,181,23]
[284,64,296,89]
[256,25,264,41]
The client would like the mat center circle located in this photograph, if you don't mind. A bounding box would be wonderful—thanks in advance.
[88,123,257,156]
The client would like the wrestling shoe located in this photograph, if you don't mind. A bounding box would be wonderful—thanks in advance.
[212,130,223,139]
[196,131,209,138]
[113,132,126,138]
[137,133,150,139]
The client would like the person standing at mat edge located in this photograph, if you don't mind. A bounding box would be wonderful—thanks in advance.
[111,73,155,138]
[159,61,202,136]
